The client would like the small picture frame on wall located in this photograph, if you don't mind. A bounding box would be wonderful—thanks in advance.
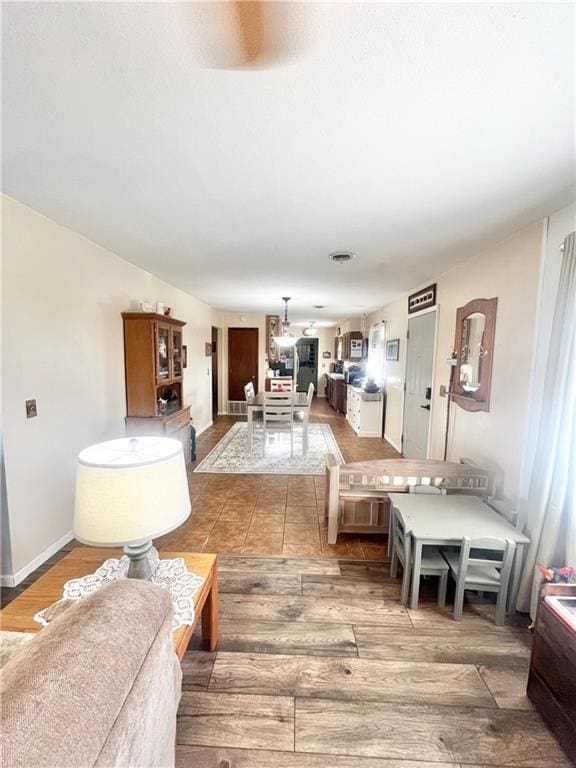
[183,345,188,368]
[323,351,331,359]
[386,338,400,361]
[205,342,212,357]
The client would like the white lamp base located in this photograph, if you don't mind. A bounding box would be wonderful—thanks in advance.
[124,540,158,580]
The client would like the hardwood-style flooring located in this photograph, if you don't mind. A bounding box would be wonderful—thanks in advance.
[176,556,570,768]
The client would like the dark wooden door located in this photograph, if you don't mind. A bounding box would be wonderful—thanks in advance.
[228,327,259,401]
[211,327,219,419]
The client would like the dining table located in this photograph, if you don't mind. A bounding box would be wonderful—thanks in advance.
[388,493,530,613]
[246,391,311,453]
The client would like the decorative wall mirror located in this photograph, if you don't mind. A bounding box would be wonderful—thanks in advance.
[452,297,498,412]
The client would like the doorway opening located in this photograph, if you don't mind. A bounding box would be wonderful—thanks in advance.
[296,337,318,393]
[402,309,437,459]
[211,326,219,420]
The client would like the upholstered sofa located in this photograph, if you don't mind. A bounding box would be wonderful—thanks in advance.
[1,579,182,768]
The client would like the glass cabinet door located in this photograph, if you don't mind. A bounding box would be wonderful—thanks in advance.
[156,324,170,381]
[172,328,183,380]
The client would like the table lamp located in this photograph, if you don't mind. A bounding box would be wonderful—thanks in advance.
[73,436,191,580]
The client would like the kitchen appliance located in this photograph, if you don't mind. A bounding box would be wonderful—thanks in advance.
[345,365,363,385]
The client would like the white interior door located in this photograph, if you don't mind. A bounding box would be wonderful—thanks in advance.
[402,311,436,459]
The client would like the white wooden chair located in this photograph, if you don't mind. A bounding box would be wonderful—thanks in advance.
[244,382,263,432]
[390,506,448,607]
[294,383,314,454]
[387,483,446,555]
[487,497,520,528]
[271,379,293,392]
[263,392,294,456]
[442,537,516,625]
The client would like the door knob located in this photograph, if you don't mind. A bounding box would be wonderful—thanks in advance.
[420,404,431,411]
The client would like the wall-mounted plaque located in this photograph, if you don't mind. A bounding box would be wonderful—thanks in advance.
[408,284,436,314]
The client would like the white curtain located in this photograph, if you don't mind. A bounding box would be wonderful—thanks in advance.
[517,231,576,614]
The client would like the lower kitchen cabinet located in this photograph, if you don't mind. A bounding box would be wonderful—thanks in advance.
[327,376,346,413]
[346,386,383,437]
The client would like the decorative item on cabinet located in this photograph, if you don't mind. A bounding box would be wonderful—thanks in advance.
[122,312,191,463]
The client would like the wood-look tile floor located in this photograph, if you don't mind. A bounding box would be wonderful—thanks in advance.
[157,398,400,560]
[176,556,571,768]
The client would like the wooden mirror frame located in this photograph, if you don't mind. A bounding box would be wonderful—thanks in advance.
[451,297,498,412]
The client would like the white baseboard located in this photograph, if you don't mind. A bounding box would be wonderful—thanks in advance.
[384,433,402,454]
[1,529,74,587]
[195,421,213,437]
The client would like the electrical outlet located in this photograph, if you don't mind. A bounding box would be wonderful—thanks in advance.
[439,385,447,398]
[26,399,37,418]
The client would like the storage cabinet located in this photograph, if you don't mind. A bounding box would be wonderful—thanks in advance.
[327,376,346,413]
[527,585,576,762]
[122,312,191,463]
[346,385,384,437]
[335,332,363,362]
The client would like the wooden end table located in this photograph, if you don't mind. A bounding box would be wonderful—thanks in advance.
[0,548,218,660]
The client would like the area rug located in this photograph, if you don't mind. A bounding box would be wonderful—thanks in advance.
[194,422,344,475]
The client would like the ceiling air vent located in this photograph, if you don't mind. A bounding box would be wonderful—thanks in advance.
[328,251,356,263]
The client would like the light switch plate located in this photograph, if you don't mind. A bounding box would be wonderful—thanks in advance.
[26,399,37,418]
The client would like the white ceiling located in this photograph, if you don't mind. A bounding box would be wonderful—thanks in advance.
[3,2,575,324]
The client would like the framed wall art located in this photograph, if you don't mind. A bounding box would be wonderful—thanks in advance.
[386,338,400,361]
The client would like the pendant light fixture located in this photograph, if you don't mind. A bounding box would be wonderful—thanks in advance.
[302,321,318,337]
[273,297,297,348]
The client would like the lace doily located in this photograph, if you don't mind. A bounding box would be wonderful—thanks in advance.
[33,555,204,631]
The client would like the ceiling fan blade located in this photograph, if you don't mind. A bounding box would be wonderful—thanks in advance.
[232,0,265,65]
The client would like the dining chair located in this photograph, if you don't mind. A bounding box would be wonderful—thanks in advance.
[390,505,448,607]
[487,497,520,528]
[409,484,447,495]
[442,537,516,625]
[263,392,294,457]
[388,483,446,556]
[271,380,293,392]
[294,383,314,455]
[244,382,262,438]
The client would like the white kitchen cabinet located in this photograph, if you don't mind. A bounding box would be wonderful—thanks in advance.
[346,386,384,437]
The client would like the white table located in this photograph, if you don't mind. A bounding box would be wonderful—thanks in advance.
[388,493,530,612]
[246,392,310,453]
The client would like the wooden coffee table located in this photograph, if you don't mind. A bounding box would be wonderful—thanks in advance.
[0,548,218,660]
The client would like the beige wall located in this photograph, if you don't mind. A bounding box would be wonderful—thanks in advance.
[1,196,216,581]
[215,311,267,412]
[376,220,545,498]
[430,221,544,498]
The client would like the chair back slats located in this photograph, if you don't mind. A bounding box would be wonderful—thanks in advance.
[263,392,294,424]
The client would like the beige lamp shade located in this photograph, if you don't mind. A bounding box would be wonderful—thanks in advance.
[74,436,191,546]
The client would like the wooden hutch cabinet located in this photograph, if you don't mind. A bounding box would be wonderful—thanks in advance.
[122,312,191,463]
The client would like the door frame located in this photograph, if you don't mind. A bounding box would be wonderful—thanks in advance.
[211,326,219,420]
[295,337,319,393]
[401,306,438,459]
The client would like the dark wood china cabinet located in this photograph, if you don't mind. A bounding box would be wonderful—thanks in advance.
[122,312,191,463]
